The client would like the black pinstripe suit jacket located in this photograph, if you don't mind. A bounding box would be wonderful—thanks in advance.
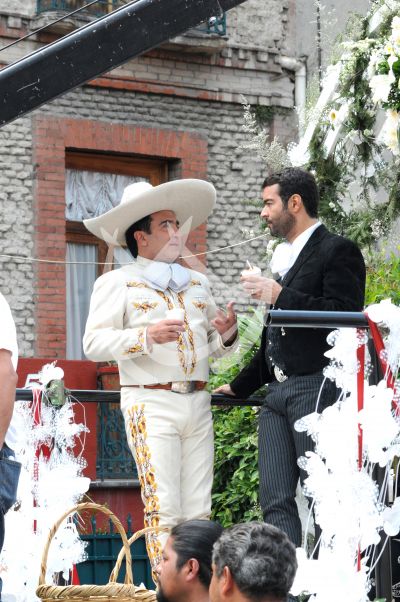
[230,224,366,399]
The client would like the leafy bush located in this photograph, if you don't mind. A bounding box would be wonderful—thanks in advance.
[365,247,400,307]
[209,310,264,526]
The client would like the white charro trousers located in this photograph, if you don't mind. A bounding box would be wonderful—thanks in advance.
[120,387,214,570]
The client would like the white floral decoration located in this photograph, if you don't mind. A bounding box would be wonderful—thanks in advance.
[291,300,400,601]
[0,365,90,601]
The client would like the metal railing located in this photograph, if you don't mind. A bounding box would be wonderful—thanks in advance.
[197,13,227,36]
[36,0,227,35]
[37,0,120,17]
[15,388,262,482]
[96,400,136,480]
[14,309,396,597]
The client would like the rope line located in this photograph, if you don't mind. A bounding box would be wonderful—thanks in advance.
[0,233,267,266]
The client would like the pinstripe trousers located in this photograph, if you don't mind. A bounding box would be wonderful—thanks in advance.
[258,372,338,548]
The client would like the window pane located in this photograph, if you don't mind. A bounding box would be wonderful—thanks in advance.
[66,243,97,360]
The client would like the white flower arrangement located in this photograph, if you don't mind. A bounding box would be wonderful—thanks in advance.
[291,300,400,601]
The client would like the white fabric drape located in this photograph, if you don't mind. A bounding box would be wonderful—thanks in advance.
[65,169,146,220]
[66,243,97,360]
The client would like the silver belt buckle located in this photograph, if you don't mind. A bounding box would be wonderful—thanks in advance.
[171,381,195,394]
[273,365,288,383]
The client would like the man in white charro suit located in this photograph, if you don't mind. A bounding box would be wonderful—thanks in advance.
[83,179,237,572]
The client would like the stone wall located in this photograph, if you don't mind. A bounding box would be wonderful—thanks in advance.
[0,116,35,356]
[228,0,290,50]
[0,0,35,18]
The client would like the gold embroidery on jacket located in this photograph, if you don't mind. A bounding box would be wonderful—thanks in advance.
[190,279,201,287]
[154,290,196,376]
[128,405,162,572]
[124,328,145,355]
[177,292,197,375]
[132,301,158,313]
[126,281,151,289]
[192,300,207,311]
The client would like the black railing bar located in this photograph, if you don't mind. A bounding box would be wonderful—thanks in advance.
[15,388,264,406]
[268,310,368,329]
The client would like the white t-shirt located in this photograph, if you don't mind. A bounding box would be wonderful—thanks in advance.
[0,293,18,448]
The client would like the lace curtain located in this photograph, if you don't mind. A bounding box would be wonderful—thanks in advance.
[66,243,97,360]
[65,169,146,220]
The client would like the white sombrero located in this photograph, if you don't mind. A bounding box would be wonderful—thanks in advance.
[84,179,216,245]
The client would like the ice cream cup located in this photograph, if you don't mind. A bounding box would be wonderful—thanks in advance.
[165,308,185,322]
[241,265,262,278]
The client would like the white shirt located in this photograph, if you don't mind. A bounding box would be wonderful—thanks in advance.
[270,222,322,278]
[0,293,18,448]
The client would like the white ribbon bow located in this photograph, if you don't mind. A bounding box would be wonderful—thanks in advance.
[142,261,191,292]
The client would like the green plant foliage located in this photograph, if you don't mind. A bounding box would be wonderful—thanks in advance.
[208,310,264,526]
[365,247,400,306]
[211,405,262,526]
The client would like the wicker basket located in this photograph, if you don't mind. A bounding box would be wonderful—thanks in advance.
[109,525,169,584]
[36,502,158,602]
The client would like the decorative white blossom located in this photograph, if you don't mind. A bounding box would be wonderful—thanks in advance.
[0,365,90,602]
[369,72,396,104]
[287,140,310,167]
[292,300,400,600]
[379,110,400,155]
[390,15,400,48]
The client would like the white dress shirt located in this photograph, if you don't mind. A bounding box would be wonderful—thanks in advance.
[270,222,322,278]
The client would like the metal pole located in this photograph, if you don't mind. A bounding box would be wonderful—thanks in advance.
[15,388,264,405]
[268,309,368,329]
[0,0,247,126]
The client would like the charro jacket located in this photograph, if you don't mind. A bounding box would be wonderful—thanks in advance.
[83,256,237,385]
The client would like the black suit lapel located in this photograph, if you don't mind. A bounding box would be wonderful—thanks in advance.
[282,224,328,287]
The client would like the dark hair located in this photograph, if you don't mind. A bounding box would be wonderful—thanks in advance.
[170,520,223,588]
[125,214,153,258]
[212,522,297,602]
[262,167,319,218]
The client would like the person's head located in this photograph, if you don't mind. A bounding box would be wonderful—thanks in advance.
[156,519,224,602]
[260,168,319,241]
[125,209,185,262]
[210,522,297,602]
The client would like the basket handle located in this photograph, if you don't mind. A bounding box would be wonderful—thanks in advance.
[38,502,134,587]
[110,525,169,583]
